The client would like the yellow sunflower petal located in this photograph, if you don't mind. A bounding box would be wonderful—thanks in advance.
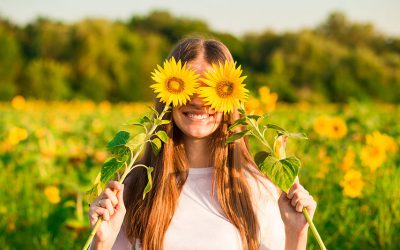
[150,56,199,106]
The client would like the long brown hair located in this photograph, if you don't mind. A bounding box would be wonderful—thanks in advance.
[123,37,266,250]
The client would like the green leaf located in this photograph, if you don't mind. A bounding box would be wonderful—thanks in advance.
[143,167,154,199]
[146,104,159,117]
[86,183,102,204]
[283,132,308,140]
[150,138,162,156]
[139,116,151,125]
[226,130,250,144]
[228,117,248,131]
[265,124,286,132]
[155,130,168,143]
[126,132,146,151]
[100,156,129,185]
[259,156,301,193]
[247,114,261,121]
[154,119,170,126]
[238,107,246,114]
[107,131,130,156]
[254,151,270,167]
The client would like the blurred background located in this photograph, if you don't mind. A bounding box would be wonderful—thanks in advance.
[0,0,399,249]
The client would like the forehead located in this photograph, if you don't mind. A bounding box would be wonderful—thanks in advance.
[187,58,213,75]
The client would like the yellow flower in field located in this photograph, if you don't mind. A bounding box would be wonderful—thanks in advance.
[198,60,249,114]
[313,115,347,139]
[151,57,200,106]
[7,127,28,145]
[313,115,331,136]
[366,131,397,153]
[99,101,111,113]
[340,147,355,172]
[245,96,262,115]
[258,86,278,113]
[44,186,61,204]
[327,117,347,139]
[340,169,364,198]
[360,144,386,172]
[11,95,26,110]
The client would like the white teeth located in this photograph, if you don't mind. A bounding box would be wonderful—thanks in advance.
[187,113,209,120]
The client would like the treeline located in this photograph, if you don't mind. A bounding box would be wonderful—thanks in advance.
[0,10,399,103]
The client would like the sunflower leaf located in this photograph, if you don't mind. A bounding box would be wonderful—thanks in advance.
[226,130,250,143]
[254,151,271,167]
[150,138,162,156]
[228,118,248,131]
[126,133,146,152]
[100,155,129,185]
[143,166,154,199]
[146,105,159,117]
[154,118,170,126]
[247,114,262,122]
[259,156,301,193]
[265,124,286,132]
[283,132,308,140]
[155,130,168,143]
[107,131,130,157]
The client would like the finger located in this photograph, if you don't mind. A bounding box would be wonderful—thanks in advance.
[291,190,308,207]
[116,184,125,211]
[287,182,300,199]
[295,198,307,212]
[102,199,115,216]
[303,196,317,212]
[89,207,110,225]
[288,183,308,199]
[103,188,119,207]
[107,181,123,191]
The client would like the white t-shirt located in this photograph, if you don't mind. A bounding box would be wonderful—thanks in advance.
[113,166,285,250]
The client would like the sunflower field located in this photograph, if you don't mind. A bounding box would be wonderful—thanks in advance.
[1,90,399,249]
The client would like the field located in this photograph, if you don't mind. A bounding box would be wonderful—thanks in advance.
[1,96,399,249]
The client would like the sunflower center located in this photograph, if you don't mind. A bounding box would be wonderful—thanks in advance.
[166,77,185,94]
[216,81,234,98]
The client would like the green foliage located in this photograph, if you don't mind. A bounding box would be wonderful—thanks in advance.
[107,131,130,157]
[0,11,399,102]
[100,156,129,184]
[23,59,71,100]
[260,156,301,193]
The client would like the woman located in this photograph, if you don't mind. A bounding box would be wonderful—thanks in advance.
[88,37,317,250]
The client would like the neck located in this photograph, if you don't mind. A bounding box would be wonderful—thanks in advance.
[183,136,212,168]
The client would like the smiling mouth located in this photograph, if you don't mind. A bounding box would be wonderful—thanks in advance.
[183,112,215,121]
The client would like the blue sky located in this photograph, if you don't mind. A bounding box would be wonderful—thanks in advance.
[0,0,399,36]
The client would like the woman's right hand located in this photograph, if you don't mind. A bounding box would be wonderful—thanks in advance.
[88,181,126,248]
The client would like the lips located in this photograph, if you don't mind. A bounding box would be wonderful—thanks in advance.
[182,110,215,121]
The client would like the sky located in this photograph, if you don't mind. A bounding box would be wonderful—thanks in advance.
[0,0,399,36]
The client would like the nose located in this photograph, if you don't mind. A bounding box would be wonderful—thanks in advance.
[189,93,206,108]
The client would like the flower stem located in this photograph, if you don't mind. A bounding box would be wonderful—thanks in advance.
[303,208,327,250]
[82,104,170,250]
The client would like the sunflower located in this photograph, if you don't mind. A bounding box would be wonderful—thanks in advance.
[150,57,199,107]
[198,60,249,114]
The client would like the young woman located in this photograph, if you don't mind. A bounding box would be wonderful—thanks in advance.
[88,37,317,250]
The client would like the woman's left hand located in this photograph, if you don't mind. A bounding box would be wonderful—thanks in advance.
[278,179,317,235]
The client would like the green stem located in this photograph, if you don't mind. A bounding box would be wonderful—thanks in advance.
[303,208,327,250]
[82,104,170,250]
